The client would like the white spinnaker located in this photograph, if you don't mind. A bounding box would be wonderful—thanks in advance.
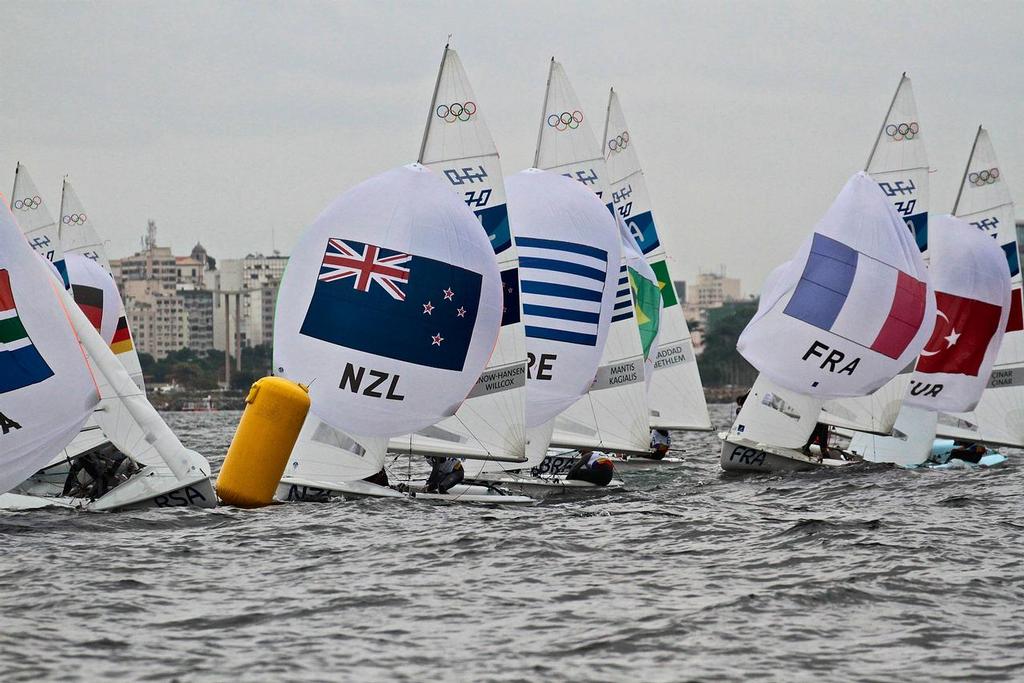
[389,45,527,462]
[58,179,145,391]
[603,88,711,430]
[937,127,1024,446]
[0,204,97,494]
[727,375,823,450]
[820,75,929,433]
[535,60,651,453]
[738,173,935,399]
[66,253,122,345]
[274,164,503,438]
[552,218,650,453]
[10,164,69,289]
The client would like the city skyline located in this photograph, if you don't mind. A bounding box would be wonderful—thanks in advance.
[2,2,1022,294]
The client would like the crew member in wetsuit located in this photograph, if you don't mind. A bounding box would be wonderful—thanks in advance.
[566,450,615,486]
[425,456,464,494]
[941,441,988,464]
[735,391,749,419]
[649,429,671,460]
[802,422,831,459]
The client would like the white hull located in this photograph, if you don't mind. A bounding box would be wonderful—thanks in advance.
[719,433,860,473]
[276,476,535,506]
[2,468,216,511]
[464,471,625,498]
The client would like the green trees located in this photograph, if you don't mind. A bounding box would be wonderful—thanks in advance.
[698,299,759,387]
[138,345,273,390]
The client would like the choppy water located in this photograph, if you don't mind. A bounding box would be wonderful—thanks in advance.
[1,404,1022,682]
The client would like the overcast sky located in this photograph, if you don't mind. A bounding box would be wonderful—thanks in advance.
[2,1,1022,293]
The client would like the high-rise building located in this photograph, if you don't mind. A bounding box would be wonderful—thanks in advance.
[210,252,287,351]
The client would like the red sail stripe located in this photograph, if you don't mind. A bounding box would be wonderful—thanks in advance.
[1007,288,1023,333]
[870,271,927,359]
[0,270,14,312]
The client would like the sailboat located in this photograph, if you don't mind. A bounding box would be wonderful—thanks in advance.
[10,163,69,289]
[849,212,1010,466]
[461,168,625,497]
[4,176,216,510]
[720,173,935,472]
[273,163,534,505]
[533,59,651,457]
[818,74,931,437]
[932,127,1024,451]
[602,88,711,438]
[277,46,532,504]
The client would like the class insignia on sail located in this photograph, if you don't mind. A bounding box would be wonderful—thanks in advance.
[273,163,504,438]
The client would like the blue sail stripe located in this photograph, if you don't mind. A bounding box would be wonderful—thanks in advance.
[520,257,605,282]
[611,312,633,322]
[525,325,598,346]
[523,304,600,324]
[516,236,608,262]
[521,280,603,303]
[613,300,632,310]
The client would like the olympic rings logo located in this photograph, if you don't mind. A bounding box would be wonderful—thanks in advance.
[546,111,584,131]
[884,121,919,141]
[62,213,87,225]
[13,196,42,210]
[436,101,477,123]
[969,168,1000,186]
[608,131,630,152]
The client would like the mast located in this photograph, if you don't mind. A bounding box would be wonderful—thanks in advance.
[602,87,614,158]
[58,177,69,244]
[10,162,21,207]
[865,72,906,171]
[417,40,450,164]
[533,58,555,168]
[953,125,983,216]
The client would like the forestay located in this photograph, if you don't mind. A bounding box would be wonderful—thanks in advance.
[937,127,1024,446]
[904,214,1009,413]
[390,44,527,461]
[0,203,97,494]
[274,164,503,437]
[10,163,69,289]
[58,179,145,390]
[738,172,935,399]
[820,75,931,434]
[603,88,711,430]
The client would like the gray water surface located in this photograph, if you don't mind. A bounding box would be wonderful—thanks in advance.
[1,404,1021,682]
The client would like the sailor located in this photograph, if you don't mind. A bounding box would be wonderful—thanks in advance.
[566,450,615,486]
[425,456,464,494]
[933,441,988,465]
[802,422,832,460]
[735,391,749,419]
[650,429,671,459]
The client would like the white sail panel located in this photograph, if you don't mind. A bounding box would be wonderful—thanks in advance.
[10,164,68,289]
[392,45,527,461]
[551,218,650,453]
[603,89,710,429]
[728,375,822,450]
[849,405,936,465]
[0,204,98,494]
[905,214,1009,412]
[287,417,389,484]
[274,164,503,437]
[939,127,1024,446]
[738,173,935,399]
[506,169,619,427]
[534,60,611,203]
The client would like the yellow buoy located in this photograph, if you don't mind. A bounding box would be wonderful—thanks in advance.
[217,376,310,508]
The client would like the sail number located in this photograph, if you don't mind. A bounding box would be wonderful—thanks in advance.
[531,454,577,477]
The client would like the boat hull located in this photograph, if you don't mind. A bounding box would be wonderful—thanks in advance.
[276,477,535,506]
[719,433,858,473]
[464,471,625,498]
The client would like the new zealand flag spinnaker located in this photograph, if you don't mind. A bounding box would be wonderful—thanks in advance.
[300,238,482,371]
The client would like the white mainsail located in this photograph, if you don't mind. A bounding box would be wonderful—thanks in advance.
[535,59,650,453]
[389,44,527,462]
[936,127,1024,446]
[820,74,930,434]
[58,179,145,391]
[0,202,97,494]
[603,88,711,430]
[10,163,69,289]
